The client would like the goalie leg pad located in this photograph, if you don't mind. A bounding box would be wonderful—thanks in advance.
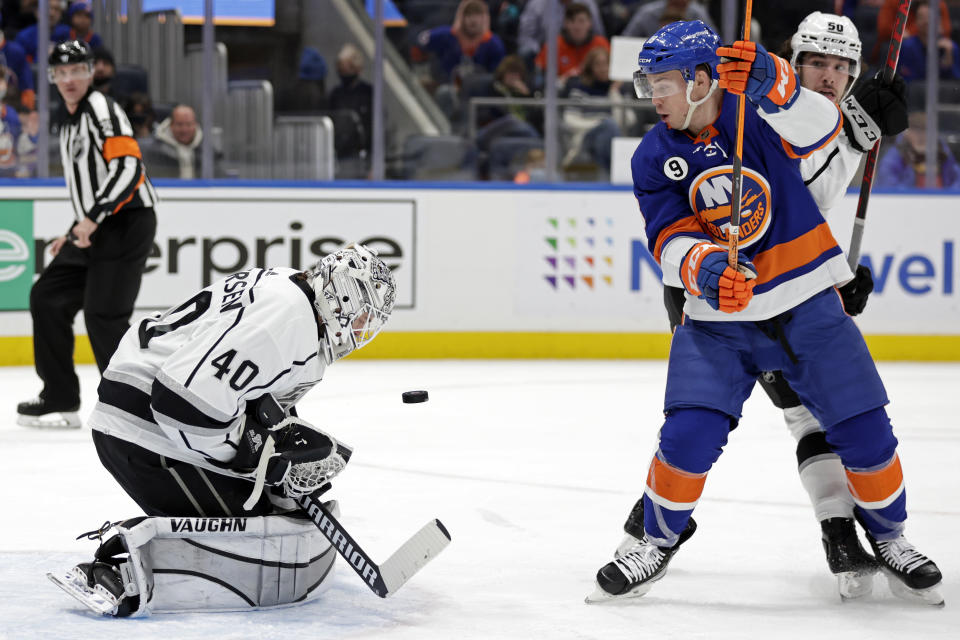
[58,506,341,616]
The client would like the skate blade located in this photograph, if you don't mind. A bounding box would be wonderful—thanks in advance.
[885,573,945,607]
[47,570,117,615]
[18,412,81,429]
[837,571,874,600]
[584,580,654,604]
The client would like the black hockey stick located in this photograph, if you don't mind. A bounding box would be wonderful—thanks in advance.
[253,395,451,597]
[296,492,451,598]
[848,0,911,269]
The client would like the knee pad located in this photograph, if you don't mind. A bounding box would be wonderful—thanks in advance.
[825,407,898,469]
[68,506,339,617]
[659,407,734,474]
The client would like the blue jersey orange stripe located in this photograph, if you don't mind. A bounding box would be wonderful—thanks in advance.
[631,90,852,321]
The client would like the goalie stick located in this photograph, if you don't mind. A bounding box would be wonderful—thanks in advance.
[847,0,911,269]
[296,492,451,598]
[253,394,451,597]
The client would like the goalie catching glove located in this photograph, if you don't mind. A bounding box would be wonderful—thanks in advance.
[681,243,757,313]
[717,40,799,114]
[233,412,347,509]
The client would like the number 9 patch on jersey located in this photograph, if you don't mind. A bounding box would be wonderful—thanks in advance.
[663,157,689,181]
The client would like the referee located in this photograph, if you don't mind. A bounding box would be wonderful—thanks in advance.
[17,41,158,429]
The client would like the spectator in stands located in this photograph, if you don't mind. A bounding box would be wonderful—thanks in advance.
[328,43,373,155]
[92,47,116,98]
[898,0,960,82]
[124,92,155,139]
[476,54,543,134]
[876,109,960,188]
[3,0,42,36]
[874,0,951,63]
[54,0,102,51]
[514,147,547,183]
[559,46,634,172]
[518,0,605,66]
[622,0,717,38]
[474,55,542,162]
[14,0,66,63]
[148,103,221,179]
[15,104,37,177]
[283,46,328,113]
[0,65,20,176]
[414,0,505,85]
[536,2,610,79]
[0,17,35,108]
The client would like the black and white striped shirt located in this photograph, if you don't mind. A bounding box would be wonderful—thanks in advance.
[59,88,158,224]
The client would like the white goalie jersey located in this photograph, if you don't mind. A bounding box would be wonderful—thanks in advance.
[89,267,327,478]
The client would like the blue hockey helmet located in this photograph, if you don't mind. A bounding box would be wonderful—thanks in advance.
[635,20,720,98]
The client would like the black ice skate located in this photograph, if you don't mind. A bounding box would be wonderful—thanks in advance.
[17,396,80,429]
[586,536,676,603]
[864,532,944,606]
[820,517,879,600]
[615,497,697,558]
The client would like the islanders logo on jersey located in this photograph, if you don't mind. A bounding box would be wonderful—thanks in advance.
[688,166,772,248]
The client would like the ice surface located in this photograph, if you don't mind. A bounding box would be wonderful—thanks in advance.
[0,361,956,639]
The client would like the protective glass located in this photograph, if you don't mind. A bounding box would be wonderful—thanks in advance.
[633,70,686,99]
[48,64,93,83]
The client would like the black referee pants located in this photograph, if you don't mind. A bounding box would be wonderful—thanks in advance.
[30,208,156,407]
[93,431,274,517]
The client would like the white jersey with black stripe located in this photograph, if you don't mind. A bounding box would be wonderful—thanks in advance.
[88,267,327,479]
[59,89,158,224]
[799,131,863,219]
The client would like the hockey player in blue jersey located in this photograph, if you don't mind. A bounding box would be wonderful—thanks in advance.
[613,12,913,601]
[586,21,942,605]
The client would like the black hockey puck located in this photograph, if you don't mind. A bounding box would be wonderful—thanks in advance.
[402,390,429,404]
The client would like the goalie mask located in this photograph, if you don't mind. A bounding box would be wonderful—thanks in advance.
[790,12,861,98]
[308,244,397,363]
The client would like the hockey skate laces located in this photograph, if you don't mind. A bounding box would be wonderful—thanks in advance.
[878,538,930,574]
[613,541,666,583]
[76,521,120,542]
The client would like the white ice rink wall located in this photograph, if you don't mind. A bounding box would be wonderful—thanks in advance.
[1,182,959,363]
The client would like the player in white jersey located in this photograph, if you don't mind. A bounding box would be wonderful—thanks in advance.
[49,244,397,616]
[615,12,911,601]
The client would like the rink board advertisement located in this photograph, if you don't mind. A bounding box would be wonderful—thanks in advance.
[0,185,958,362]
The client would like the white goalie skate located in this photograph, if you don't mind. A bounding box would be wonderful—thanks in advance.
[48,563,129,616]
